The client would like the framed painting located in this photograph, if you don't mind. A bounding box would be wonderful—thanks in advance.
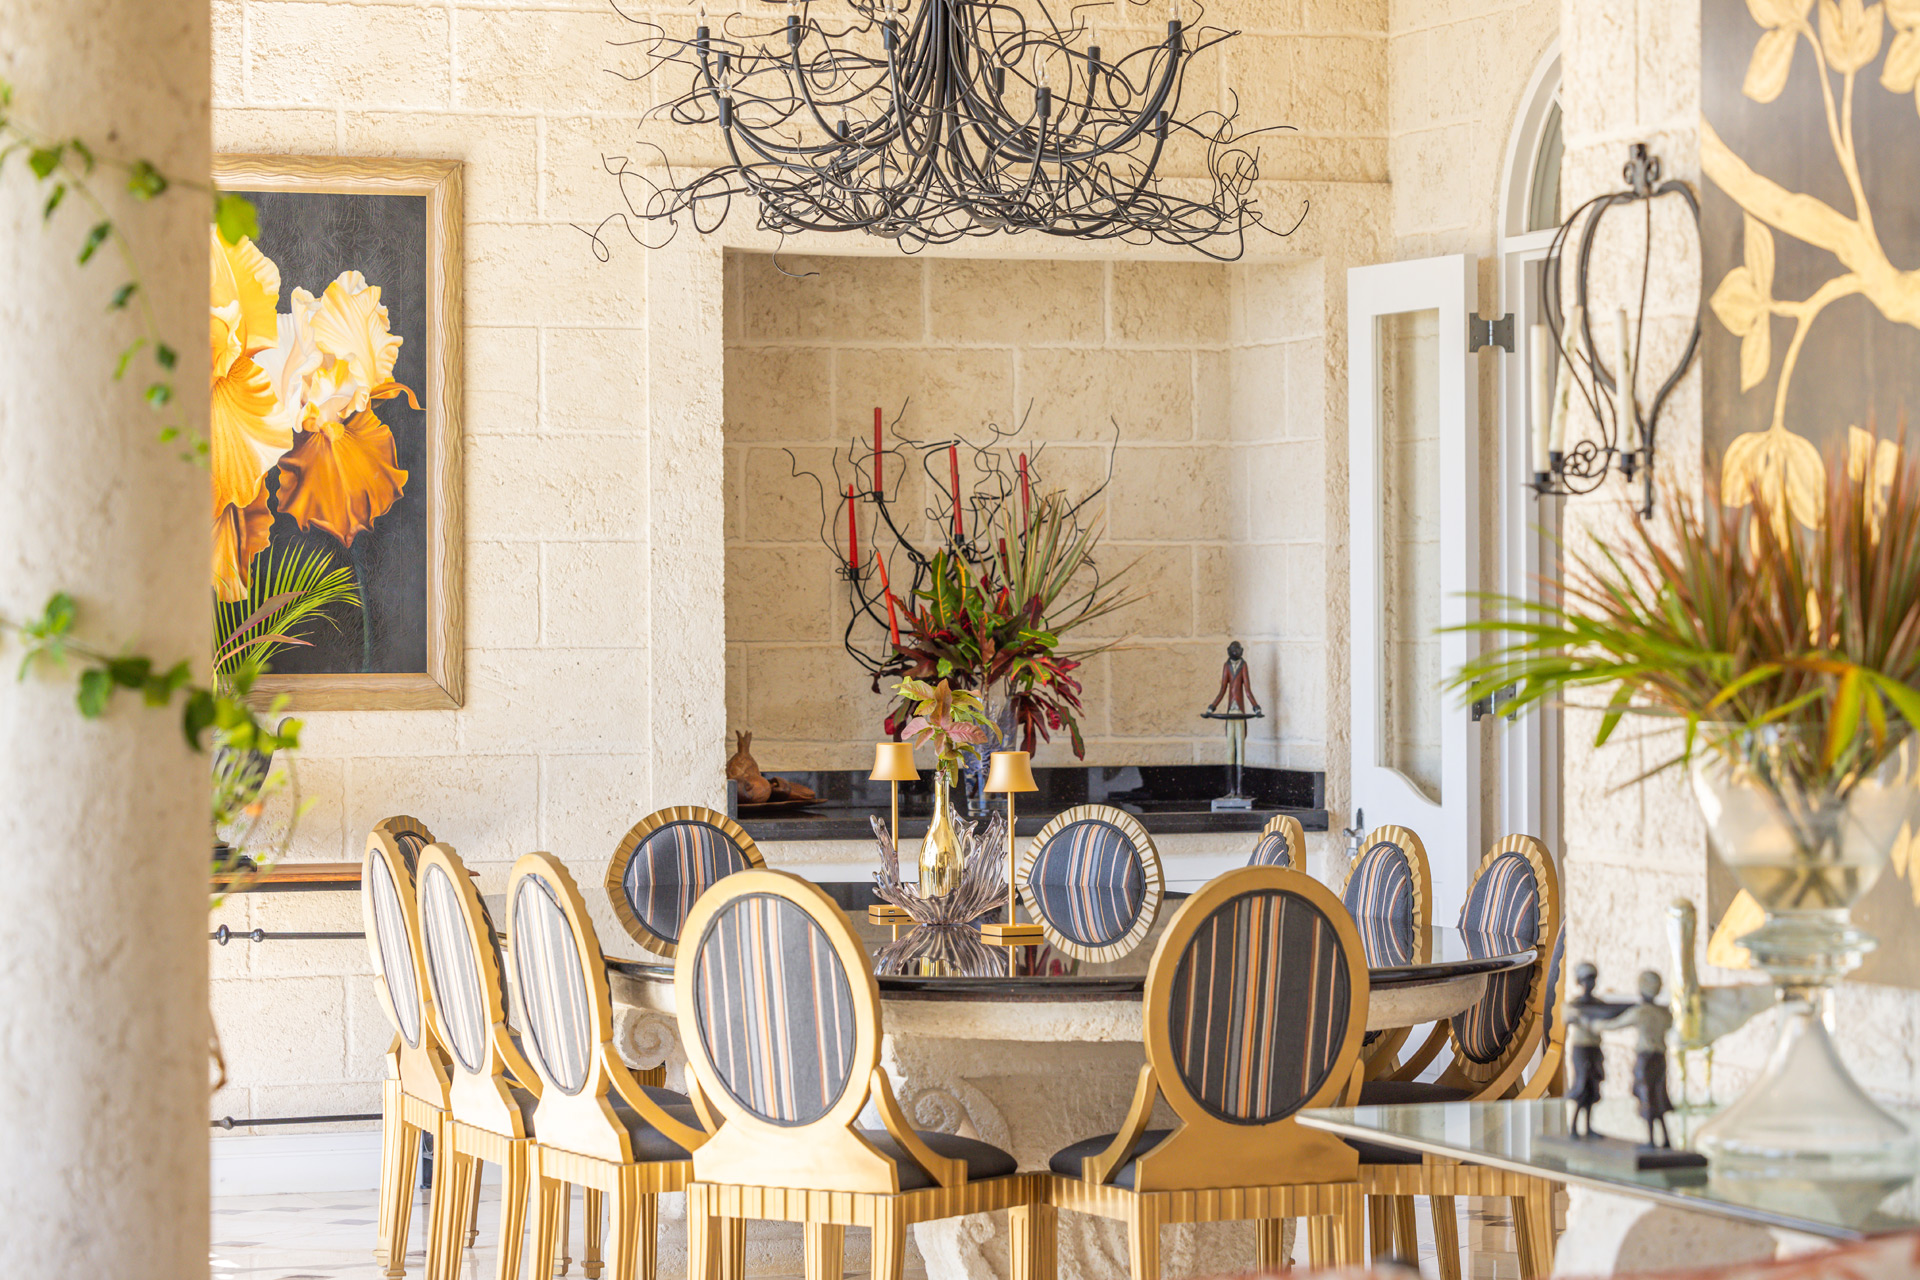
[1700,0,1920,988]
[211,156,464,709]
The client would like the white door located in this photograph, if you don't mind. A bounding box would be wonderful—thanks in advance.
[1347,255,1481,917]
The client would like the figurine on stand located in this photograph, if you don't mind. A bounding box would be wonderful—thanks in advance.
[1602,970,1679,1149]
[1201,641,1265,811]
[1566,961,1608,1138]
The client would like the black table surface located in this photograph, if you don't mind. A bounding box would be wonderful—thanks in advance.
[606,881,1537,1003]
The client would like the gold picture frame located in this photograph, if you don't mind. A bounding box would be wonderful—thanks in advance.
[213,155,464,710]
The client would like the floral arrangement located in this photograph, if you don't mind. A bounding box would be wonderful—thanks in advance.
[891,675,1000,785]
[879,491,1140,757]
[1450,431,1920,787]
[210,228,417,607]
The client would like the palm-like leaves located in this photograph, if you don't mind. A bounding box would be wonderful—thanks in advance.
[213,542,359,692]
[1450,433,1920,790]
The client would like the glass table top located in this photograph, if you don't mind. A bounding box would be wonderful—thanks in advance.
[604,881,1535,1001]
[1298,1099,1920,1240]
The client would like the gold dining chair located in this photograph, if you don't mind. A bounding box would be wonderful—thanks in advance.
[1016,804,1166,963]
[1047,864,1369,1278]
[1360,834,1564,1279]
[510,853,710,1280]
[603,805,766,963]
[675,868,1047,1280]
[365,817,451,1278]
[1339,824,1436,1079]
[1247,813,1305,868]
[414,841,550,1280]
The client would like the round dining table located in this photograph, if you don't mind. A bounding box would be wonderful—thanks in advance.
[599,881,1537,1280]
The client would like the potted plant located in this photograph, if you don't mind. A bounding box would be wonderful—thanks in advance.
[1452,432,1920,1165]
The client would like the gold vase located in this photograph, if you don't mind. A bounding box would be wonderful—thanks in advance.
[918,769,964,897]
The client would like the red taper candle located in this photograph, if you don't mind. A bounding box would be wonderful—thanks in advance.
[876,552,902,645]
[873,407,884,493]
[949,444,964,541]
[1019,452,1030,524]
[847,484,859,567]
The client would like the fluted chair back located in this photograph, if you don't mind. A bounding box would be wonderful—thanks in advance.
[417,842,540,1137]
[605,805,765,959]
[1247,813,1304,868]
[1338,825,1432,969]
[677,869,988,1194]
[1077,866,1367,1192]
[508,853,704,1164]
[1017,804,1165,962]
[1443,834,1561,1096]
[363,820,448,1098]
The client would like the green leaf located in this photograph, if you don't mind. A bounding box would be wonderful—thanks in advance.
[27,144,63,179]
[42,183,65,220]
[144,382,173,409]
[182,688,217,751]
[214,191,260,246]
[109,281,136,309]
[126,159,168,200]
[77,220,110,264]
[68,138,93,173]
[31,592,76,638]
[114,338,146,380]
[158,426,179,442]
[76,667,113,718]
[106,656,152,689]
[154,343,177,371]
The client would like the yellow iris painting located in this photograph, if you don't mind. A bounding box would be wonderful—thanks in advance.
[207,159,468,716]
[1702,0,1920,986]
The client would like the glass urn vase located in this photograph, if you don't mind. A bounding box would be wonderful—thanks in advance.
[1689,728,1919,1167]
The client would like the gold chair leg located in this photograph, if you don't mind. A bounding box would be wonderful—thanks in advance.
[872,1201,907,1280]
[376,1083,401,1268]
[605,1168,644,1280]
[1430,1195,1461,1280]
[1009,1201,1057,1280]
[803,1223,845,1280]
[496,1143,532,1280]
[1388,1196,1419,1263]
[1511,1191,1540,1280]
[531,1174,567,1280]
[1515,1186,1555,1280]
[1364,1195,1393,1264]
[464,1152,483,1251]
[686,1187,715,1280]
[719,1217,746,1280]
[1305,1215,1331,1269]
[583,1187,604,1279]
[1127,1203,1160,1280]
[424,1144,460,1280]
[1339,1188,1366,1268]
[384,1112,425,1278]
[555,1186,572,1276]
[1254,1218,1287,1270]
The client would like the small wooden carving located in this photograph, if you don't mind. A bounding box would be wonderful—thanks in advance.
[725,731,817,804]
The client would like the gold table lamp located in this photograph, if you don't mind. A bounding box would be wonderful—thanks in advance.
[979,750,1044,947]
[868,743,919,933]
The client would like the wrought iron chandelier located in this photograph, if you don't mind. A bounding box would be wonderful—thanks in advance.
[599,0,1295,258]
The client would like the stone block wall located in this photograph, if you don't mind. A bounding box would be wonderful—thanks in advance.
[723,253,1331,773]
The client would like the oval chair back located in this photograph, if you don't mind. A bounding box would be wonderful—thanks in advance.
[1442,834,1562,1097]
[1110,866,1368,1193]
[363,823,448,1104]
[1514,928,1571,1099]
[1247,813,1304,868]
[507,853,704,1165]
[605,806,766,959]
[1338,825,1432,969]
[1016,804,1165,962]
[376,814,433,874]
[417,842,540,1138]
[676,869,970,1195]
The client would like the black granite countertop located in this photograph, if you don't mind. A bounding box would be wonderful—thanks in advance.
[730,764,1326,842]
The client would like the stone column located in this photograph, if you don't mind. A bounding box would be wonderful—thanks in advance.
[0,1,212,1275]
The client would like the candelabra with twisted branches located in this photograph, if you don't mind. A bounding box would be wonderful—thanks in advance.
[591,0,1302,258]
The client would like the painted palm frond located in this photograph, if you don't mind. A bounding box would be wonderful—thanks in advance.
[213,542,359,690]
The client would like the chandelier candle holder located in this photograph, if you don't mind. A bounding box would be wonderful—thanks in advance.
[1529,142,1703,518]
[596,0,1300,257]
[980,750,1044,948]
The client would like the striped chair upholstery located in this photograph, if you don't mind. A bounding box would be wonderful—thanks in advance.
[1165,888,1352,1124]
[511,872,594,1095]
[621,820,753,950]
[1028,819,1147,949]
[689,891,857,1126]
[367,850,424,1050]
[419,860,489,1075]
[1455,852,1542,1065]
[1341,840,1416,968]
[393,828,429,873]
[1248,829,1292,868]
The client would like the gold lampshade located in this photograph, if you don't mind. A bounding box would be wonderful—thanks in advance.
[984,750,1038,794]
[870,742,920,782]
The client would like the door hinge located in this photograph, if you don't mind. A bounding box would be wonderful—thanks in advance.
[1472,683,1519,722]
[1469,312,1515,354]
